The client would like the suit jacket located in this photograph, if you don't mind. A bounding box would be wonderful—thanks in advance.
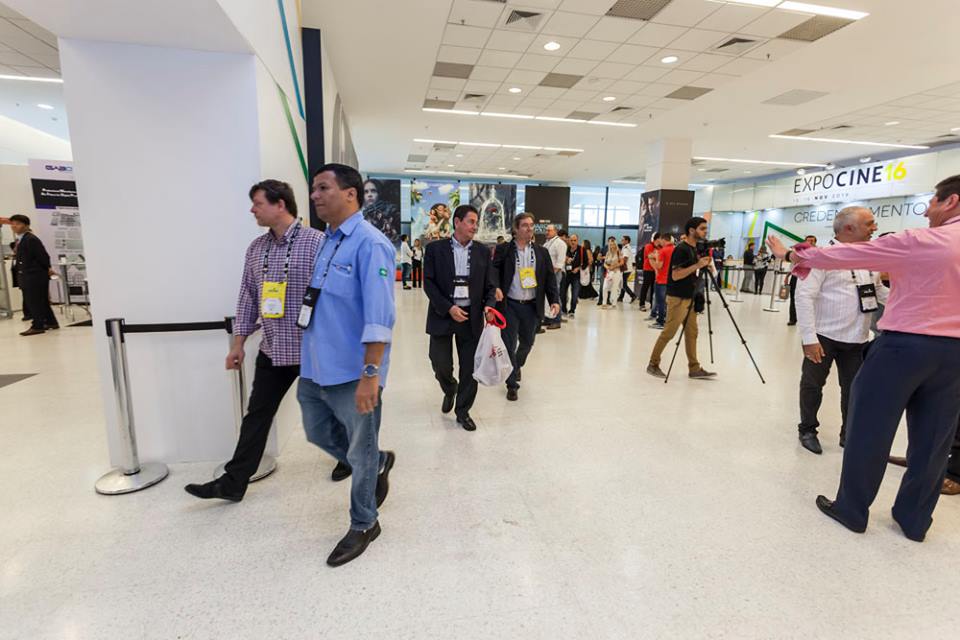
[492,240,560,320]
[14,232,51,277]
[423,238,497,338]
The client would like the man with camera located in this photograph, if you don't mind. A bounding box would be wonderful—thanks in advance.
[646,217,717,380]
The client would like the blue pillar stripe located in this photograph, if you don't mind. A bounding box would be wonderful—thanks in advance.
[277,0,305,119]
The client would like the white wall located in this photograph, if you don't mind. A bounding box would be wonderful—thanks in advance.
[0,114,72,165]
[0,164,35,311]
[60,39,263,464]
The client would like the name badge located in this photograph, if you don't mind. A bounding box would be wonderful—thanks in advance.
[297,286,320,329]
[261,281,287,319]
[453,275,469,300]
[519,266,537,289]
[857,283,879,313]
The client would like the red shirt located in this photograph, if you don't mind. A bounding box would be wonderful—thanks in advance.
[642,242,655,271]
[655,244,675,285]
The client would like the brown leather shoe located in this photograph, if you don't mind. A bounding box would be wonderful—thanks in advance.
[942,478,960,496]
[888,456,907,467]
[19,328,46,336]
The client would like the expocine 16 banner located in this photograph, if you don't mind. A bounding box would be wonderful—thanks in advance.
[28,159,87,302]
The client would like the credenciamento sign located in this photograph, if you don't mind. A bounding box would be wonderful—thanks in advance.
[781,153,937,206]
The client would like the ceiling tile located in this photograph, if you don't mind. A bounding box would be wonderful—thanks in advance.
[557,0,612,15]
[438,45,483,65]
[560,89,598,101]
[625,65,670,82]
[741,38,806,62]
[517,52,561,71]
[514,0,565,10]
[741,9,812,38]
[649,97,695,110]
[442,24,492,48]
[487,94,525,106]
[541,10,601,37]
[449,0,507,28]
[507,68,549,84]
[636,82,682,97]
[679,52,729,72]
[607,79,647,94]
[606,43,659,64]
[521,96,558,108]
[0,51,38,66]
[477,49,523,68]
[692,73,738,89]
[577,77,617,92]
[715,56,766,76]
[429,77,468,91]
[695,4,767,33]
[567,39,619,60]
[530,85,569,99]
[551,57,599,75]
[486,29,537,52]
[527,33,580,56]
[423,89,463,102]
[9,64,57,77]
[668,28,729,52]
[470,65,512,82]
[589,60,635,79]
[463,78,504,92]
[651,0,720,27]
[659,69,704,85]
[628,22,689,47]
[584,16,644,42]
[551,98,586,110]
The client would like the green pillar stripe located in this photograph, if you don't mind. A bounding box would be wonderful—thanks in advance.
[277,82,309,185]
[762,221,805,245]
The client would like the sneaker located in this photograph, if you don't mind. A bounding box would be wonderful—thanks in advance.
[546,323,561,330]
[650,323,664,330]
[689,368,717,379]
[646,364,667,379]
[569,312,576,318]
[638,306,647,312]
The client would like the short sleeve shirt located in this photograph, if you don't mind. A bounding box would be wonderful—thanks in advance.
[655,245,674,285]
[667,242,698,299]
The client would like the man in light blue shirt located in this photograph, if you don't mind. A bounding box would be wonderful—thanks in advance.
[298,164,396,567]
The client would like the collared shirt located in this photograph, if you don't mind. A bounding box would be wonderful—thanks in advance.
[399,242,413,265]
[796,240,888,345]
[792,215,960,339]
[451,235,472,306]
[508,242,536,301]
[621,243,635,273]
[300,211,396,387]
[234,221,323,366]
[642,242,655,271]
[545,236,566,273]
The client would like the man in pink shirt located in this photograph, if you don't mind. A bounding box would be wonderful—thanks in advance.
[768,174,960,542]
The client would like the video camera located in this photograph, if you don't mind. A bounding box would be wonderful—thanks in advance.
[696,237,726,258]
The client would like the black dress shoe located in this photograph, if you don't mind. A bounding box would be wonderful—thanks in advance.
[787,321,797,326]
[184,479,244,502]
[331,460,352,482]
[800,433,822,455]
[515,369,522,382]
[816,495,865,533]
[506,388,518,401]
[457,414,477,431]
[376,451,395,508]
[326,522,381,567]
[536,327,546,334]
[441,392,456,414]
[19,328,45,336]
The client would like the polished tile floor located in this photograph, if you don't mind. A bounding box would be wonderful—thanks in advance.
[2,290,958,639]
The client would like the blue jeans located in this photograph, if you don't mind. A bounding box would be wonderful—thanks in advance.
[654,284,667,325]
[401,263,411,287]
[297,378,386,531]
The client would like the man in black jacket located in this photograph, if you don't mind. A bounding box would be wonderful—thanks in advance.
[423,205,497,432]
[492,212,560,401]
[7,214,58,335]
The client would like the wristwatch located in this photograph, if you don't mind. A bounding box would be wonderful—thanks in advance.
[361,364,380,378]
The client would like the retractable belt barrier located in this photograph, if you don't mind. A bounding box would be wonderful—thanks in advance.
[95,316,267,494]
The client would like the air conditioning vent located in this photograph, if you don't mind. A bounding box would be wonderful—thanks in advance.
[713,37,761,56]
[778,128,816,136]
[606,0,671,21]
[610,106,633,112]
[423,99,456,110]
[568,111,600,121]
[503,10,545,31]
[779,15,854,42]
[407,154,428,163]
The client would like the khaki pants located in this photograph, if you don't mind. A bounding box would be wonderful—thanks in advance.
[649,295,700,372]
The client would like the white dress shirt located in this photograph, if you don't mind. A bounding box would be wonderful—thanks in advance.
[795,240,889,345]
[399,242,413,265]
[545,236,566,273]
[621,244,635,273]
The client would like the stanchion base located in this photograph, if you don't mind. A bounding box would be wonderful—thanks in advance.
[762,307,781,313]
[95,462,169,495]
[213,455,276,483]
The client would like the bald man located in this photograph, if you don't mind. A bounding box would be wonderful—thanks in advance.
[794,207,887,455]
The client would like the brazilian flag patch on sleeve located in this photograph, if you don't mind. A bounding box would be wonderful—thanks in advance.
[379,267,389,277]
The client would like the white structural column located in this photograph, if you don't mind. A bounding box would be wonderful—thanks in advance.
[645,138,693,191]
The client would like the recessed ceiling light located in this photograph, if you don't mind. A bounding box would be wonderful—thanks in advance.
[508,87,522,94]
[884,121,900,126]
[797,168,807,176]
[778,1,869,20]
[512,157,521,161]
[0,74,63,84]
[602,96,616,102]
[769,134,928,150]
[697,168,707,172]
[36,103,54,110]
[694,155,830,168]
[455,154,464,157]
[744,170,752,174]
[543,41,561,52]
[859,156,872,163]
[498,167,507,170]
[661,55,679,64]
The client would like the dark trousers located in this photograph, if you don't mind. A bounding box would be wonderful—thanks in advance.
[947,419,960,484]
[412,260,423,288]
[754,269,767,294]
[222,352,299,493]
[638,270,655,307]
[831,332,960,539]
[788,276,798,324]
[428,320,479,419]
[20,272,57,330]
[561,273,581,313]
[798,335,865,439]
[618,272,636,302]
[19,285,32,320]
[503,299,539,390]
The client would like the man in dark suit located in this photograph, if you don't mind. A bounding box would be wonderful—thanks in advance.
[492,212,560,401]
[6,214,58,336]
[423,205,497,432]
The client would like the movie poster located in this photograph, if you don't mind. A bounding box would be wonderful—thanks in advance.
[645,189,693,239]
[410,179,459,242]
[638,191,660,247]
[361,178,401,245]
[468,183,516,244]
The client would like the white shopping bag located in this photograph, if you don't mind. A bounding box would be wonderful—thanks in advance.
[473,310,513,386]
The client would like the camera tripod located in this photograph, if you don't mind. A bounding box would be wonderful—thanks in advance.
[663,268,766,384]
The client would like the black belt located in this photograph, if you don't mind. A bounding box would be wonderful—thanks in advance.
[507,298,535,305]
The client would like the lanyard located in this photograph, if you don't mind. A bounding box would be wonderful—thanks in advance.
[262,222,301,283]
[515,243,534,270]
[314,233,346,292]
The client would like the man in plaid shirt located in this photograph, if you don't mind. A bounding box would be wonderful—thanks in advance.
[185,179,344,501]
